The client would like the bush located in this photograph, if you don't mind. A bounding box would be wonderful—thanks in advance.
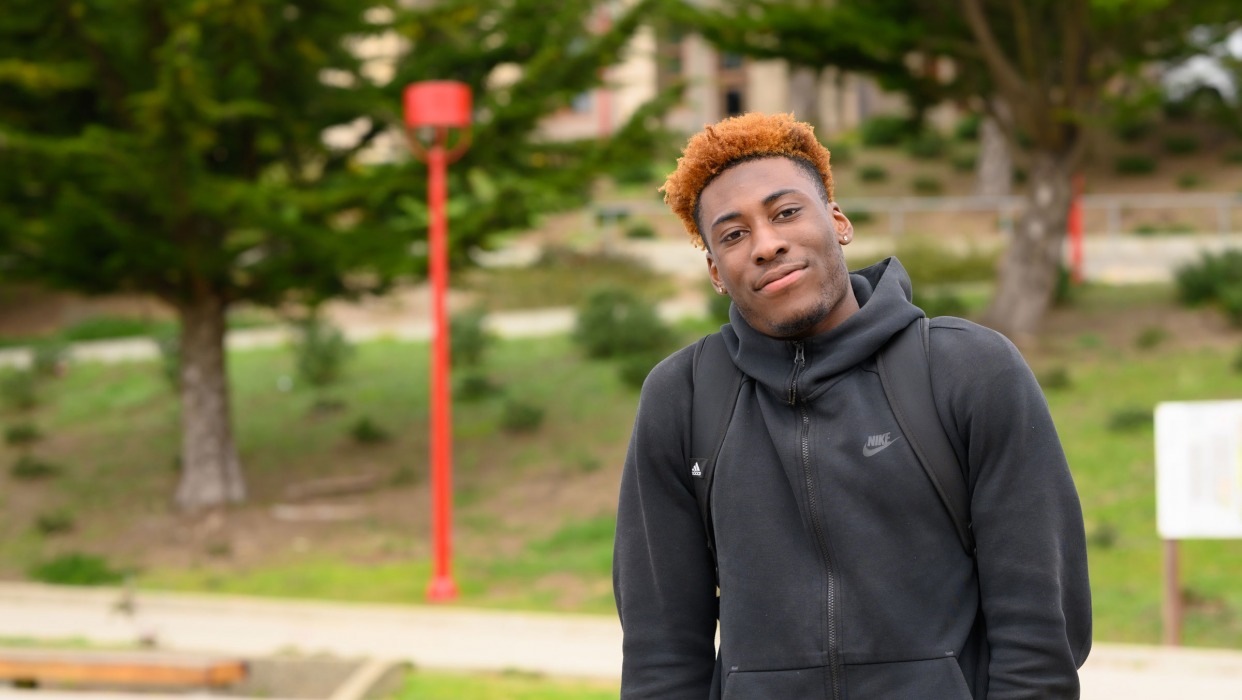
[30,340,69,377]
[915,291,967,318]
[350,416,391,444]
[1162,134,1201,155]
[500,399,545,433]
[1037,366,1073,391]
[450,307,492,368]
[1134,326,1169,350]
[1107,407,1152,433]
[885,239,998,287]
[707,286,732,325]
[950,152,977,173]
[59,316,174,342]
[823,141,854,166]
[1225,149,1242,164]
[624,221,658,240]
[1113,154,1157,175]
[454,371,501,402]
[1176,173,1202,190]
[617,351,665,390]
[4,423,42,446]
[34,510,74,536]
[573,287,672,360]
[0,369,37,410]
[848,209,874,225]
[293,315,352,387]
[910,175,944,195]
[156,330,180,389]
[857,164,889,183]
[860,115,915,146]
[28,552,126,586]
[953,113,982,142]
[11,455,60,480]
[903,131,947,160]
[1175,250,1242,309]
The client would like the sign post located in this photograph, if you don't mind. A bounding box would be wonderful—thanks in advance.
[1155,400,1242,644]
[403,81,472,602]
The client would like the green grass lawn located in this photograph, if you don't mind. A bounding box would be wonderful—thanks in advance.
[387,669,618,700]
[4,287,1242,648]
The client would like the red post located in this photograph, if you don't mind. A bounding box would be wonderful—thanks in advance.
[1068,173,1085,285]
[404,81,472,603]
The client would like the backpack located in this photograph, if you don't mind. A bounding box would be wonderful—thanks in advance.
[688,317,975,564]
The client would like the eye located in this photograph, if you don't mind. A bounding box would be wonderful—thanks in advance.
[719,228,746,245]
[775,206,800,220]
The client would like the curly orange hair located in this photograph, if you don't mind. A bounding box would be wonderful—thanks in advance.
[661,112,835,250]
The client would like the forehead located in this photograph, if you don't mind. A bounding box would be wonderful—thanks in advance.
[698,157,820,219]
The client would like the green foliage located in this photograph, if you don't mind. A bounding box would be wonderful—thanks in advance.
[915,291,967,318]
[860,115,916,146]
[953,113,981,142]
[1162,134,1201,155]
[857,164,889,182]
[950,152,977,172]
[624,221,658,240]
[450,307,493,368]
[30,340,69,377]
[910,175,944,195]
[1106,406,1152,433]
[500,399,545,433]
[823,141,854,166]
[156,330,180,389]
[59,317,176,343]
[848,210,874,225]
[4,422,42,446]
[1134,326,1169,350]
[617,351,665,390]
[1174,250,1242,326]
[1176,173,1202,190]
[903,131,947,159]
[871,240,998,288]
[293,316,352,387]
[33,510,74,536]
[10,455,60,480]
[455,371,501,402]
[349,416,391,445]
[573,287,672,360]
[1225,149,1242,164]
[0,369,37,410]
[28,553,126,586]
[1087,521,1119,550]
[1113,154,1157,175]
[1037,366,1073,391]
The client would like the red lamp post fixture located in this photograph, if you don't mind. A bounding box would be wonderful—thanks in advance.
[403,81,472,602]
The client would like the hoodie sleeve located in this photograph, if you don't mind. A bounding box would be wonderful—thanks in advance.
[613,346,720,698]
[933,319,1092,699]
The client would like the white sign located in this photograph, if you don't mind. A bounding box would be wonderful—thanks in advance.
[1156,401,1242,539]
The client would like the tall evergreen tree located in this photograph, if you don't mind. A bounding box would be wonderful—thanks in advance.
[0,0,675,510]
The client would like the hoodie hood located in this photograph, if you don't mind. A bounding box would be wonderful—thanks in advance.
[721,256,924,400]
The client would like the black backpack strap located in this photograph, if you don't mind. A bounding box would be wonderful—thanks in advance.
[876,317,976,555]
[690,332,745,562]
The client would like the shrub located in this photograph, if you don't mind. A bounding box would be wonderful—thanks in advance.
[454,371,500,402]
[1232,345,1242,374]
[1107,407,1152,433]
[573,287,672,360]
[950,152,977,173]
[1113,154,1157,175]
[350,416,391,444]
[1174,250,1242,308]
[1037,367,1073,391]
[624,221,658,240]
[953,113,982,142]
[1162,134,1200,155]
[34,510,74,536]
[293,315,352,387]
[823,141,854,165]
[1225,149,1242,164]
[4,423,42,446]
[915,291,967,318]
[848,209,874,225]
[707,286,732,325]
[1176,173,1202,190]
[1134,326,1169,350]
[59,316,173,342]
[860,115,915,146]
[886,239,998,287]
[11,455,60,480]
[910,175,944,195]
[28,552,126,586]
[156,330,180,389]
[30,341,69,377]
[450,307,492,367]
[1087,521,1119,549]
[617,351,665,390]
[500,399,545,433]
[0,369,37,410]
[857,164,889,183]
[903,131,947,160]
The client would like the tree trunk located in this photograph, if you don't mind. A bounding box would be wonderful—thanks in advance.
[975,115,1012,197]
[982,153,1072,341]
[174,293,245,511]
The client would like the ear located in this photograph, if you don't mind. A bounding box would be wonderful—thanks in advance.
[831,204,855,245]
[706,251,724,292]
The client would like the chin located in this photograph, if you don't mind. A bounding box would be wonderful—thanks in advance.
[764,303,832,339]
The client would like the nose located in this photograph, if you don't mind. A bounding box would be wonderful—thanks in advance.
[750,220,788,264]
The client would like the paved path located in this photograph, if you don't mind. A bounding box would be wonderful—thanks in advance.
[1,583,1240,697]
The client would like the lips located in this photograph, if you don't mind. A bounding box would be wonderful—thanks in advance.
[755,263,806,292]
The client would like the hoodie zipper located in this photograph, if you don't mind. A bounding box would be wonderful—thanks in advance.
[789,341,843,700]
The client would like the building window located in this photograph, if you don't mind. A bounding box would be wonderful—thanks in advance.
[724,89,744,116]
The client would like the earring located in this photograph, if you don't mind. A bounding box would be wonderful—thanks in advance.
[714,285,726,295]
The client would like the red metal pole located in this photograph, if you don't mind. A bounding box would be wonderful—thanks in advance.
[426,131,458,602]
[1068,173,1084,285]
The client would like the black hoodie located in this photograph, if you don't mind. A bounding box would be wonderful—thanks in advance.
[613,258,1091,699]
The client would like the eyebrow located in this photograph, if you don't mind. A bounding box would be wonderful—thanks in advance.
[708,188,801,231]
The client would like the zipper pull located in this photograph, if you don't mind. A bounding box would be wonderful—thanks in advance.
[788,342,806,404]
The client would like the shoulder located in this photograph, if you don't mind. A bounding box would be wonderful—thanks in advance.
[927,316,1027,373]
[635,338,700,418]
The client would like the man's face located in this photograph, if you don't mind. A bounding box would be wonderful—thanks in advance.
[700,157,858,339]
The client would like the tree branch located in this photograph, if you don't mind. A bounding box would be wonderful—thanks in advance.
[960,0,1028,101]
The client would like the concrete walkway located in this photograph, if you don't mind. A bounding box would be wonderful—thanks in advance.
[1,583,1240,697]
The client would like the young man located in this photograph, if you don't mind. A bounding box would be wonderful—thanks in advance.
[612,113,1091,699]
